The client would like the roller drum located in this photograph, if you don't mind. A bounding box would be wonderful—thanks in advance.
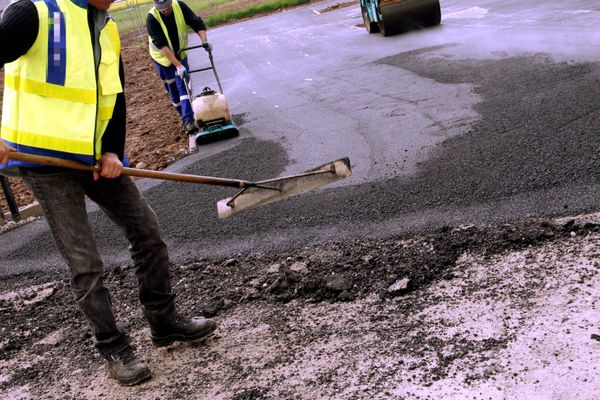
[378,0,441,37]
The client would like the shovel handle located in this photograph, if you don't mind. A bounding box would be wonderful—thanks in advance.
[7,151,249,188]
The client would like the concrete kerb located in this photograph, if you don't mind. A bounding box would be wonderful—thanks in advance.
[12,201,44,220]
[1,201,44,234]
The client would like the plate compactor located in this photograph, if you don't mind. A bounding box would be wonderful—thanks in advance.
[179,45,239,152]
[360,0,441,36]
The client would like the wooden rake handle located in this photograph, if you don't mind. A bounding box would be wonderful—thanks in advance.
[8,151,249,189]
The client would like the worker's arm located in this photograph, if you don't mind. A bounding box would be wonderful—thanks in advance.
[197,30,207,43]
[159,45,184,68]
[0,141,16,166]
[179,1,210,48]
[100,58,127,163]
[0,0,38,69]
[93,152,123,181]
[180,1,206,32]
[0,0,36,164]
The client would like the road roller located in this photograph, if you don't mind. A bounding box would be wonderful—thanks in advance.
[360,0,441,36]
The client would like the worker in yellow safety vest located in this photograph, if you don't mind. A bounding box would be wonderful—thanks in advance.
[146,0,212,135]
[0,0,216,386]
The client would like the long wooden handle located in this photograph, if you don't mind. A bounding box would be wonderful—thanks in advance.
[8,151,249,188]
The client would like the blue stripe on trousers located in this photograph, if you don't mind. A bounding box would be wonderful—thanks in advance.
[153,58,194,125]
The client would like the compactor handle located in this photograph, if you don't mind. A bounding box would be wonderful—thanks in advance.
[178,45,224,93]
[179,44,212,57]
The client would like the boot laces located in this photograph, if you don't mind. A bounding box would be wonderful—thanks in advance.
[110,348,136,364]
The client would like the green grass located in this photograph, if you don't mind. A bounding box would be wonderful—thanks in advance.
[203,0,310,26]
[187,0,245,13]
[111,0,311,34]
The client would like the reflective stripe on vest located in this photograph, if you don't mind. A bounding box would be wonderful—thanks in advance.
[148,0,189,67]
[0,0,122,167]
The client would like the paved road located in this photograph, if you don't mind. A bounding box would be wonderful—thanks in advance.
[2,0,600,276]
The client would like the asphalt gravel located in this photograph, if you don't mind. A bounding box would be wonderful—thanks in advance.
[3,50,600,276]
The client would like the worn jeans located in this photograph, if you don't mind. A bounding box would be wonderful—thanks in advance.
[21,168,175,356]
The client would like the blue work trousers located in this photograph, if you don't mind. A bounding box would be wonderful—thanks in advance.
[154,58,194,126]
[21,169,175,356]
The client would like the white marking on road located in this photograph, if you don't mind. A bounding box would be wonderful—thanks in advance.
[444,7,489,20]
[564,10,592,14]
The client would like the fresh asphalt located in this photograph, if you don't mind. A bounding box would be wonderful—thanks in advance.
[2,0,600,276]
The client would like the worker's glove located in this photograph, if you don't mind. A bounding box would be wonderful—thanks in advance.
[175,64,188,79]
[202,42,213,52]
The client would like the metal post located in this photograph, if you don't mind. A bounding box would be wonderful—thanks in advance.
[126,0,147,42]
[0,176,20,222]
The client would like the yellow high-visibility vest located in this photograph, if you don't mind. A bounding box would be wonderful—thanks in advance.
[148,0,190,67]
[1,0,122,166]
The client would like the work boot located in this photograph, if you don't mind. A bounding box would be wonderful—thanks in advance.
[183,122,199,136]
[147,311,217,347]
[104,346,152,386]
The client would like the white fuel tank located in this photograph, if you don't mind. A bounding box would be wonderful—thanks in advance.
[191,87,232,123]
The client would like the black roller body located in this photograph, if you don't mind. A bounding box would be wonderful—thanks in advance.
[378,0,441,36]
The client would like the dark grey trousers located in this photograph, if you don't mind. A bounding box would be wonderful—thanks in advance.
[22,169,175,356]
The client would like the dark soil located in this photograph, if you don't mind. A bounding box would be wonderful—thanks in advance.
[0,215,591,393]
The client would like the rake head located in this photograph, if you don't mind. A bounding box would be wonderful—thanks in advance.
[216,158,352,219]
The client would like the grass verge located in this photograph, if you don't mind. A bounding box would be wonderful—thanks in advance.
[204,0,310,26]
[112,0,313,34]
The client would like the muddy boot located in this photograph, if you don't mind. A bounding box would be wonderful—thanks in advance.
[146,311,217,347]
[104,347,152,386]
[183,122,199,136]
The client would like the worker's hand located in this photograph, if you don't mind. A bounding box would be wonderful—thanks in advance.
[202,42,213,52]
[93,152,123,181]
[0,140,16,166]
[175,64,188,79]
